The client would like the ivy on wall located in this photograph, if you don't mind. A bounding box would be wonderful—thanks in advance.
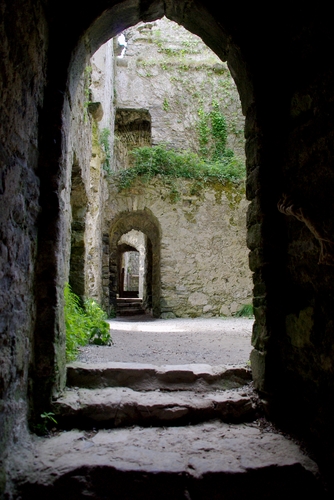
[198,100,232,161]
[100,128,112,173]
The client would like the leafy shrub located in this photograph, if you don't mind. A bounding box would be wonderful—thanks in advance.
[235,304,254,318]
[64,283,112,361]
[112,143,245,192]
[84,298,112,346]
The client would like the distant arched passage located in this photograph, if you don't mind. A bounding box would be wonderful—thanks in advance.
[108,209,161,317]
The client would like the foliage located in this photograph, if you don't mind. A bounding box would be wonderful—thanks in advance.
[198,100,229,161]
[64,283,90,361]
[83,65,92,122]
[100,128,112,173]
[112,144,245,192]
[111,102,245,194]
[64,283,112,361]
[84,298,112,346]
[34,412,58,436]
[197,108,211,157]
[235,304,254,318]
[163,97,169,112]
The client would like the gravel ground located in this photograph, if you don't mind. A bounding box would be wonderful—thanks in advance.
[77,316,254,366]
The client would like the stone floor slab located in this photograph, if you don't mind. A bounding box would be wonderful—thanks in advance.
[14,421,324,499]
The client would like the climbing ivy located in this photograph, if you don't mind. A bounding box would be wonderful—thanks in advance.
[100,128,112,173]
[197,108,210,157]
[198,100,230,161]
[83,65,92,122]
[163,97,170,112]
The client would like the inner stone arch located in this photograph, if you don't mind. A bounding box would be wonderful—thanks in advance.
[118,230,145,299]
[108,210,161,317]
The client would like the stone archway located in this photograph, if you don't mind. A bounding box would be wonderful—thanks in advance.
[31,0,258,416]
[107,209,161,317]
[4,1,334,493]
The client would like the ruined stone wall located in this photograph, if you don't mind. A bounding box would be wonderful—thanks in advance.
[83,42,116,304]
[0,0,48,488]
[105,178,251,317]
[115,17,245,167]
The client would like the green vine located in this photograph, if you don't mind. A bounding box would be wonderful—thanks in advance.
[163,98,169,112]
[83,65,92,122]
[197,107,210,157]
[198,100,230,161]
[210,100,227,160]
[100,128,112,173]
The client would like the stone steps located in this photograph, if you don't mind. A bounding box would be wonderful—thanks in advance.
[56,362,255,429]
[14,361,325,497]
[66,362,252,391]
[52,386,256,428]
[116,298,145,316]
[16,421,323,499]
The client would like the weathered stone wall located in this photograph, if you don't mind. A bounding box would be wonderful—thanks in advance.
[115,17,245,167]
[105,178,251,317]
[83,42,116,304]
[0,0,48,490]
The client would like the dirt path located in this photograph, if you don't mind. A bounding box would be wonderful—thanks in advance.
[78,316,253,366]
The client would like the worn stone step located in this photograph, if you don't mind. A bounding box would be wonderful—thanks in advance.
[117,308,145,316]
[117,298,143,305]
[116,303,145,316]
[15,421,323,499]
[117,303,144,310]
[52,386,256,428]
[66,362,252,391]
[116,299,145,315]
[116,300,143,308]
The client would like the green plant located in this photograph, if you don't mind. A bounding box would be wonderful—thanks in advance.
[163,97,169,111]
[112,143,245,194]
[197,107,210,157]
[197,100,230,161]
[34,412,58,436]
[100,128,111,173]
[235,304,254,318]
[84,298,112,346]
[64,283,90,361]
[83,65,92,122]
[64,283,112,361]
[210,100,227,160]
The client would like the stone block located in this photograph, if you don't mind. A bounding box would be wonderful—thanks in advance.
[246,223,262,250]
[250,348,267,393]
[251,322,269,350]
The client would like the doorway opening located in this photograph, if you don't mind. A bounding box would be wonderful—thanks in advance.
[108,210,161,318]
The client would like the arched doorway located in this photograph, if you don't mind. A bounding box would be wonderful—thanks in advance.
[108,209,161,317]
